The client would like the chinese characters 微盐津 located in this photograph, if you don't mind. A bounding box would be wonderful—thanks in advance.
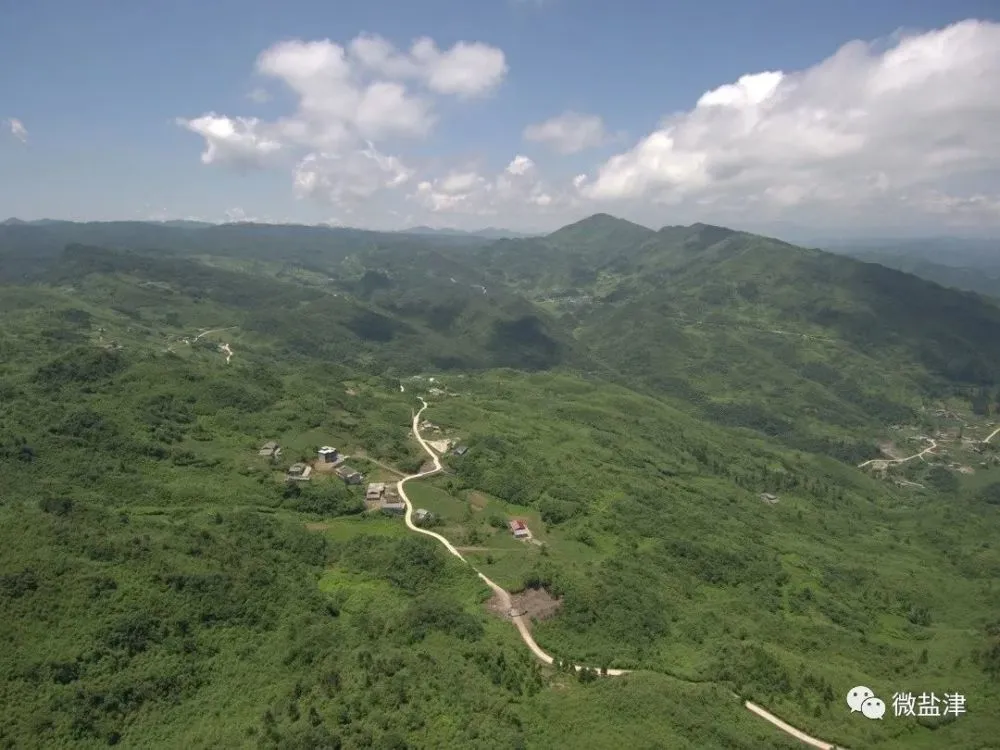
[891,692,966,717]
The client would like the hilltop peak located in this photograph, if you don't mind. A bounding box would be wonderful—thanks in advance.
[550,213,653,237]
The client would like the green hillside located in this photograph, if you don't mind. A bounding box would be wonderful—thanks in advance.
[840,249,1000,301]
[471,217,1000,459]
[2,219,1000,748]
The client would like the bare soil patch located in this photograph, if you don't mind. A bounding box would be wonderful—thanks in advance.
[486,591,511,620]
[513,587,562,621]
[878,441,903,460]
[485,586,562,622]
[468,492,489,511]
[304,522,330,532]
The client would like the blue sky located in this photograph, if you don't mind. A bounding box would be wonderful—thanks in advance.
[2,0,999,235]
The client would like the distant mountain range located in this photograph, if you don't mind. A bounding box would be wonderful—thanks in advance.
[7,211,1000,453]
[823,237,1000,299]
[397,225,538,239]
[2,217,535,238]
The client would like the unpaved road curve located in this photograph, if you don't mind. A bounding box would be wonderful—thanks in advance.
[858,438,938,468]
[396,396,845,747]
[745,703,845,749]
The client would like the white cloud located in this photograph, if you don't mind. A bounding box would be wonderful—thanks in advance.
[6,118,27,143]
[178,21,1000,232]
[523,111,608,154]
[909,190,1000,224]
[178,33,506,214]
[439,171,486,193]
[247,88,271,103]
[252,39,435,145]
[177,114,283,165]
[410,38,508,97]
[293,142,414,205]
[242,34,504,148]
[578,19,1000,230]
[410,154,559,216]
[505,154,535,176]
[349,34,508,98]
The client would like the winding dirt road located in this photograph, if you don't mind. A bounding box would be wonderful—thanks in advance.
[395,399,628,675]
[744,703,843,750]
[394,396,846,748]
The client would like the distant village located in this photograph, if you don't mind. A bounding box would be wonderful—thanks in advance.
[860,411,1000,488]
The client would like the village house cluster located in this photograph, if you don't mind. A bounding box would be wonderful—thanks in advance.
[365,482,405,514]
[256,441,366,485]
[255,432,528,539]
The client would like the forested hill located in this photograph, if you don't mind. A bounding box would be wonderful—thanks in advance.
[2,216,1000,748]
[41,242,583,375]
[465,214,1000,459]
[835,245,1000,301]
[7,216,1000,460]
[0,219,501,283]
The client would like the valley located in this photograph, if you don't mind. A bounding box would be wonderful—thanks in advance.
[1,217,999,749]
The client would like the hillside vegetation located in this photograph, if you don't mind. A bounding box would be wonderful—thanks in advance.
[2,217,1000,748]
[468,215,1000,458]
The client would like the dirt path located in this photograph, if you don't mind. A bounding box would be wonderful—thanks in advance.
[396,399,628,676]
[858,438,938,468]
[397,398,845,748]
[193,326,236,341]
[985,426,1000,443]
[744,703,845,750]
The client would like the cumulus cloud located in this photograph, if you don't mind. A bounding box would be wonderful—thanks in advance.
[293,142,414,205]
[411,154,557,215]
[253,39,437,144]
[6,118,27,143]
[178,21,1000,231]
[578,19,1000,228]
[523,111,608,154]
[178,33,507,214]
[179,34,506,159]
[348,34,508,97]
[177,114,283,165]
